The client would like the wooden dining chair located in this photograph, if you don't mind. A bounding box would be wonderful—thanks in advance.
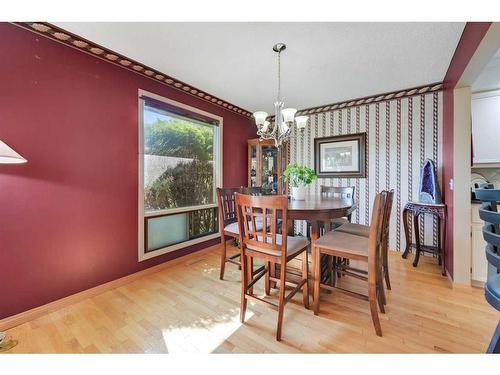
[235,193,309,341]
[335,189,394,290]
[320,185,355,228]
[313,191,387,336]
[317,185,357,281]
[216,187,264,280]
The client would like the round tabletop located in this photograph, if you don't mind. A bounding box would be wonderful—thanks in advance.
[288,194,354,211]
[285,194,356,240]
[287,194,356,222]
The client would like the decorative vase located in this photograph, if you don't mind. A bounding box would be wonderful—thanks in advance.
[291,186,306,200]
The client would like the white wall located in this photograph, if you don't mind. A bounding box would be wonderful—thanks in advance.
[452,87,472,284]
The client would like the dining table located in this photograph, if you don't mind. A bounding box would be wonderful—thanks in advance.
[287,194,357,240]
[285,194,357,302]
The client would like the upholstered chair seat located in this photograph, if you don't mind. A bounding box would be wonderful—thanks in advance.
[335,222,370,237]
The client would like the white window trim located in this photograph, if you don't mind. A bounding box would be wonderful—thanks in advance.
[138,89,223,262]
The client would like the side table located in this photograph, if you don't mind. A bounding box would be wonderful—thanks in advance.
[401,202,447,276]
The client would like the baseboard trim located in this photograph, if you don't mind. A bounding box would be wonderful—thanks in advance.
[471,279,485,288]
[0,242,223,331]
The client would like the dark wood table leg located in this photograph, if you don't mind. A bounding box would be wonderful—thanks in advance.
[402,207,411,259]
[440,212,446,276]
[412,212,421,267]
[437,216,442,266]
[287,218,294,236]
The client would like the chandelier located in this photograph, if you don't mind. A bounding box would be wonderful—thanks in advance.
[252,43,308,148]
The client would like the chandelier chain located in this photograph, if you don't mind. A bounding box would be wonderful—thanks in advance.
[277,49,281,102]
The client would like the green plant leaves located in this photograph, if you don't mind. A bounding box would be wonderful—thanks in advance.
[283,163,317,187]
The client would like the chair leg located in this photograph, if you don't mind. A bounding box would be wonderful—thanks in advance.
[383,240,391,290]
[377,252,387,311]
[487,321,500,353]
[247,256,254,295]
[384,266,391,290]
[378,262,387,306]
[220,236,227,280]
[313,247,321,315]
[327,256,335,292]
[265,261,271,296]
[240,253,248,323]
[368,284,382,336]
[336,257,343,279]
[276,261,287,341]
[380,279,387,305]
[269,261,276,289]
[377,283,386,314]
[302,251,309,309]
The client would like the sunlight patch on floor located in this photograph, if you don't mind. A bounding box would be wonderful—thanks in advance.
[161,311,254,353]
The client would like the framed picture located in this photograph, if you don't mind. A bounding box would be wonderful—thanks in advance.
[314,132,367,178]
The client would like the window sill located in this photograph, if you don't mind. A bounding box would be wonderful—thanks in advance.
[138,232,220,262]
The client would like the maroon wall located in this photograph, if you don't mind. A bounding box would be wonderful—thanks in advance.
[0,23,256,319]
[442,22,491,277]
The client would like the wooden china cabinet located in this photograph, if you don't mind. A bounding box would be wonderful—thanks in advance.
[247,138,288,194]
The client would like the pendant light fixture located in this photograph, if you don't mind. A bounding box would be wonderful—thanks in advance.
[252,43,308,148]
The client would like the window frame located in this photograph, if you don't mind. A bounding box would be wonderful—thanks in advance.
[138,89,223,261]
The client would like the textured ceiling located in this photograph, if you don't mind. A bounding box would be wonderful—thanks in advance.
[55,22,465,113]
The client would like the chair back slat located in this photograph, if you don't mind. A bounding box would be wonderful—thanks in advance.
[486,243,500,270]
[479,205,500,224]
[320,185,355,199]
[217,187,266,230]
[475,187,500,203]
[381,189,395,242]
[216,188,240,227]
[476,188,500,250]
[367,192,387,283]
[235,193,288,259]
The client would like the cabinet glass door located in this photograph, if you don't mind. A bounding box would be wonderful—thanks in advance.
[261,145,278,193]
[249,144,257,187]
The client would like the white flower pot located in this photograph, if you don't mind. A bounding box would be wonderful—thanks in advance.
[291,186,306,200]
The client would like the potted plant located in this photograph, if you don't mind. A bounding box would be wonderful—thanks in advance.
[283,163,317,200]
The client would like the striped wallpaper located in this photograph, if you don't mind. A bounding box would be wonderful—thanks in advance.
[288,91,443,252]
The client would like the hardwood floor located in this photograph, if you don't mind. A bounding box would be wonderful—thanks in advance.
[3,242,499,353]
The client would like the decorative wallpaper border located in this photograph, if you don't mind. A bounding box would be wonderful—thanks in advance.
[14,22,253,118]
[270,82,443,120]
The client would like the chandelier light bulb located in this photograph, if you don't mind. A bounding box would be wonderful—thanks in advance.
[282,108,297,123]
[295,116,309,129]
[253,111,268,126]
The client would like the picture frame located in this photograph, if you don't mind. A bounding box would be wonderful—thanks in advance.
[314,132,367,178]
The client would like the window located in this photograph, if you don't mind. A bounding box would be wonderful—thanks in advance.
[138,90,222,261]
